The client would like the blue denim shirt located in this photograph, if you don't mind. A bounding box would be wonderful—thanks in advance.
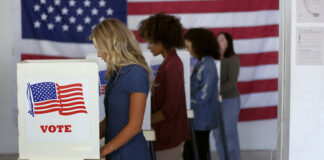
[104,64,151,160]
[191,56,220,130]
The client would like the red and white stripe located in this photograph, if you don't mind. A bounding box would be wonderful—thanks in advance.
[57,83,88,115]
[127,0,279,121]
[100,85,106,95]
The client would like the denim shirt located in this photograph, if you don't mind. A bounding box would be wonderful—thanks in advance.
[191,56,220,130]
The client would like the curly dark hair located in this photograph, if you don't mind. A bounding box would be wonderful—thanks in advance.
[184,28,220,60]
[138,13,185,51]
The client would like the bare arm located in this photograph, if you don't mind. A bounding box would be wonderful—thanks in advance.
[100,93,147,158]
[151,110,165,125]
[99,118,106,139]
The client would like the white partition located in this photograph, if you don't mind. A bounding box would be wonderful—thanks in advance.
[279,0,324,159]
[17,60,99,160]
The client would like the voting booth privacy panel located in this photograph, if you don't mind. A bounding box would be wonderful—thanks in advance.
[17,60,99,160]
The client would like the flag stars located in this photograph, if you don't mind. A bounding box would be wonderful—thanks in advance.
[62,24,69,31]
[34,4,40,12]
[34,21,41,28]
[55,15,62,22]
[91,8,98,16]
[40,0,46,4]
[41,13,48,21]
[47,6,54,13]
[76,8,83,15]
[84,0,91,7]
[99,16,105,22]
[76,24,84,32]
[54,0,61,6]
[61,7,69,15]
[69,16,76,24]
[106,8,113,16]
[69,0,76,7]
[99,0,106,7]
[47,23,54,30]
[84,16,91,24]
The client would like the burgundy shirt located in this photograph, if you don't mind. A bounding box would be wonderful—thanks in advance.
[151,50,191,151]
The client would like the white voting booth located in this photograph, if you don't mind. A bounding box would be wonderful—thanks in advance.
[17,60,100,160]
[16,51,191,160]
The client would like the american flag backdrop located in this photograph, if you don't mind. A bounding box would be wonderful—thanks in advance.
[27,82,88,116]
[15,0,278,121]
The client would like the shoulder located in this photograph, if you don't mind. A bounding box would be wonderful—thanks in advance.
[123,65,150,93]
[167,53,182,67]
[124,64,148,75]
[204,56,215,65]
[229,55,240,62]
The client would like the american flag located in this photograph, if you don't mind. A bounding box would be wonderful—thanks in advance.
[99,70,107,95]
[27,82,88,116]
[16,0,278,121]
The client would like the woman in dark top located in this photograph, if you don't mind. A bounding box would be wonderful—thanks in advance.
[213,32,241,160]
[182,28,221,160]
[138,13,190,160]
[92,19,151,160]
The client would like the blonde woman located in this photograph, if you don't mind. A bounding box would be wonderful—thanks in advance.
[91,18,151,160]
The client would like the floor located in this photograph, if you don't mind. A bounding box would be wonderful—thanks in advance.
[0,151,276,160]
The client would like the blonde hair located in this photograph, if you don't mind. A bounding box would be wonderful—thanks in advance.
[90,18,152,82]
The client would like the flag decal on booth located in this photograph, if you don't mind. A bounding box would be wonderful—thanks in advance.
[99,70,107,95]
[26,82,88,117]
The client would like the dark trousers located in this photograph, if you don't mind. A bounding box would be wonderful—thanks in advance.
[183,130,211,160]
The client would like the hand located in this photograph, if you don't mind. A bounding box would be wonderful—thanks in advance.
[100,147,107,159]
[100,145,113,159]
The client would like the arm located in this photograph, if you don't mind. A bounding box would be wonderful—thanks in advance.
[221,57,240,93]
[191,62,217,108]
[151,110,165,125]
[151,66,183,124]
[100,93,147,158]
[99,118,106,139]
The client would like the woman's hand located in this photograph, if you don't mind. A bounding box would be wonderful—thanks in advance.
[100,145,113,159]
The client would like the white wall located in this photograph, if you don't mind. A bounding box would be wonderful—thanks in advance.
[210,119,277,151]
[0,0,19,154]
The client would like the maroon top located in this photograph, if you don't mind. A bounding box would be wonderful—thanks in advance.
[151,50,191,151]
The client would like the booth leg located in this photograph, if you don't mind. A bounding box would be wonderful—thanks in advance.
[189,118,199,160]
[207,139,211,160]
[149,141,157,160]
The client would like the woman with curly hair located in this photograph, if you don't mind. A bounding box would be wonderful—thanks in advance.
[182,28,221,160]
[138,13,190,160]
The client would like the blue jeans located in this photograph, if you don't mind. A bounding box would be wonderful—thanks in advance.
[213,96,241,160]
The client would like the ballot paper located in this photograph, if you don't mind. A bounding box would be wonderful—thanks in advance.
[296,27,324,65]
[297,0,324,23]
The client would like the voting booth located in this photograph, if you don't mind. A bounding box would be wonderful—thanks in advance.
[17,60,100,160]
